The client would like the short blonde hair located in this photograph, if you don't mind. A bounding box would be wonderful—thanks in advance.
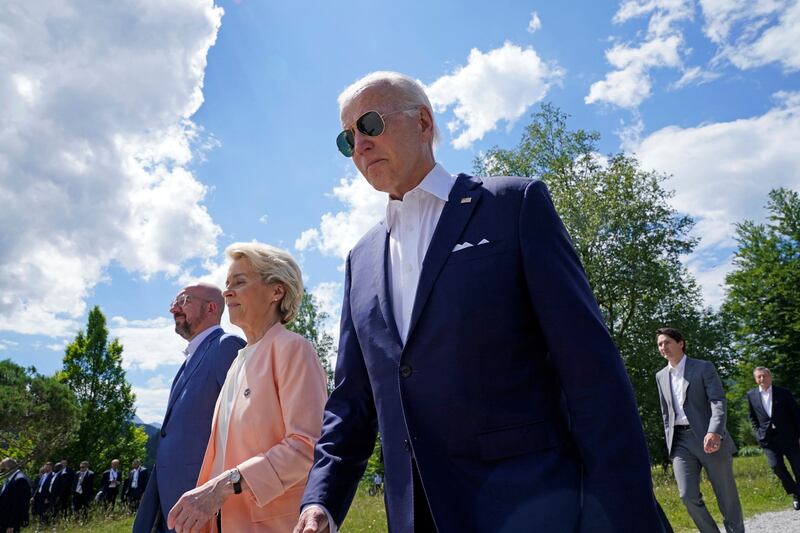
[225,242,304,324]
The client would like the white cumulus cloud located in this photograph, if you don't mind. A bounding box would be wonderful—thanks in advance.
[295,173,385,262]
[631,91,800,304]
[528,11,542,33]
[426,42,564,149]
[0,0,224,337]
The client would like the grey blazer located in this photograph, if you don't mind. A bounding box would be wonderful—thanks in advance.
[655,356,735,456]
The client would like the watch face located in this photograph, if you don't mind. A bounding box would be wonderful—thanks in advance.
[229,469,241,483]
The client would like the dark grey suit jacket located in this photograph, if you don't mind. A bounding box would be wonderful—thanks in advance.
[656,356,735,456]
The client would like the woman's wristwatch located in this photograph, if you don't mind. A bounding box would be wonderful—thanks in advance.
[227,468,242,494]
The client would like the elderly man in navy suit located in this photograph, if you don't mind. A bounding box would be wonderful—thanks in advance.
[0,458,31,533]
[295,71,665,533]
[133,283,244,533]
[747,366,800,510]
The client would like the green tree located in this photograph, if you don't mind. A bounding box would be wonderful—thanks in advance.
[287,290,336,390]
[475,104,732,464]
[59,306,147,469]
[0,360,80,470]
[723,188,800,443]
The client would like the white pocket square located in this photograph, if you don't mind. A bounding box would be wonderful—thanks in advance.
[452,242,474,252]
[478,238,490,245]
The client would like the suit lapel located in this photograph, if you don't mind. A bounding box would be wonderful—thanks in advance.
[681,357,693,406]
[163,328,223,425]
[372,227,403,351]
[750,389,768,419]
[405,175,481,345]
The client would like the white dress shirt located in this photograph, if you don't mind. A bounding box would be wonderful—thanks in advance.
[759,385,773,418]
[185,325,222,361]
[386,163,455,343]
[75,471,86,493]
[668,355,690,426]
[131,467,139,489]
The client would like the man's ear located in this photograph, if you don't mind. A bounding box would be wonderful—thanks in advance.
[418,106,434,143]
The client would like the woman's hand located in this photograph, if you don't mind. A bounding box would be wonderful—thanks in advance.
[167,473,231,533]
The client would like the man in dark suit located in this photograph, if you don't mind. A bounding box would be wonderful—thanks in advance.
[123,459,148,512]
[747,366,800,510]
[133,283,244,533]
[101,459,122,508]
[296,71,664,533]
[0,458,31,533]
[56,459,74,518]
[30,462,52,524]
[72,461,94,516]
[46,462,65,521]
[655,327,744,533]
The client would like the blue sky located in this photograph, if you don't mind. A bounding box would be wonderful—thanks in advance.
[2,0,799,423]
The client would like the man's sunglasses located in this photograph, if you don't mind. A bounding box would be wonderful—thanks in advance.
[336,108,416,157]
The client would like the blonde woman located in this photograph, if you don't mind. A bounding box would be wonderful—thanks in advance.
[168,242,328,532]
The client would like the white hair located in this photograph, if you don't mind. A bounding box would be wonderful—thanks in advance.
[225,242,304,324]
[338,71,440,146]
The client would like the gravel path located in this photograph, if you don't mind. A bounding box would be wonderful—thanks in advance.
[741,509,800,532]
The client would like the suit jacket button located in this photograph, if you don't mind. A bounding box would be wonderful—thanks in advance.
[403,439,411,451]
[160,429,166,438]
[399,365,412,378]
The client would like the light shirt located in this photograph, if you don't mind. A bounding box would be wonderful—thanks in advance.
[385,163,455,343]
[668,354,690,426]
[38,473,49,493]
[108,468,119,488]
[760,385,773,418]
[75,471,86,493]
[185,325,222,361]
[210,337,262,479]
[131,467,139,489]
[49,470,60,490]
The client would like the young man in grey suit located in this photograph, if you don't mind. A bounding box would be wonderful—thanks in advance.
[655,327,744,533]
[747,366,800,510]
[133,283,244,533]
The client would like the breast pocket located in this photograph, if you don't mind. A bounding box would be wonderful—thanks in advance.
[446,240,506,265]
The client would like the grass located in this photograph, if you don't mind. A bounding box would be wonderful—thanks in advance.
[654,454,791,532]
[22,455,792,532]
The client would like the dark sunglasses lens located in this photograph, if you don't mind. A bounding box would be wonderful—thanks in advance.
[336,130,354,157]
[357,111,385,136]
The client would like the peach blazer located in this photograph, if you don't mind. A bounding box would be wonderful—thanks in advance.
[196,323,328,532]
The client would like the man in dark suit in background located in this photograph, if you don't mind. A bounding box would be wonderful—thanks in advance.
[747,366,800,510]
[30,462,52,524]
[0,458,31,533]
[123,459,148,512]
[134,283,243,533]
[655,327,744,533]
[296,71,665,533]
[101,459,122,508]
[72,461,94,516]
[56,459,74,518]
[46,462,64,521]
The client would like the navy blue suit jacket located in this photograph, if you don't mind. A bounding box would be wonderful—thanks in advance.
[301,176,662,532]
[133,327,243,533]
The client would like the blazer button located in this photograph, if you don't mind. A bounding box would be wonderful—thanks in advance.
[403,439,411,451]
[160,429,166,438]
[399,365,413,378]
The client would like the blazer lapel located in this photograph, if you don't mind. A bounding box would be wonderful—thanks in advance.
[750,389,768,419]
[372,226,403,351]
[405,174,482,345]
[681,357,693,406]
[163,328,223,425]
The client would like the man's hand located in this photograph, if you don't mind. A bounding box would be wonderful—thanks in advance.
[293,507,331,533]
[703,432,722,453]
[167,476,229,533]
